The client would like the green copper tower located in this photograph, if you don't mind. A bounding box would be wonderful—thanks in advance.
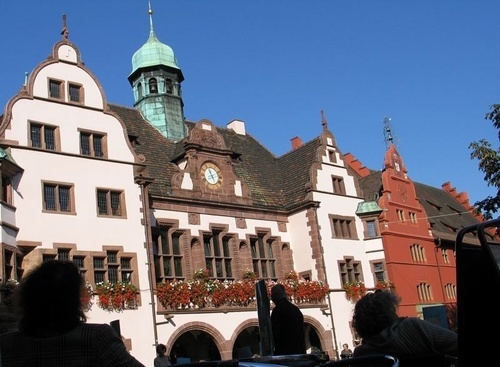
[128,2,187,141]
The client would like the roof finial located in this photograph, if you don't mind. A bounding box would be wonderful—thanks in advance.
[383,116,394,148]
[148,1,155,36]
[61,14,69,39]
[321,110,328,131]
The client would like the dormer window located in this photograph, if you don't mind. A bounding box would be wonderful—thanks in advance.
[149,78,158,94]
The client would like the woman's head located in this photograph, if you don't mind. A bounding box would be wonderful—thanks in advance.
[17,260,87,336]
[352,290,400,339]
[156,343,167,355]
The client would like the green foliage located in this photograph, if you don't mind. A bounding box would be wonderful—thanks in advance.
[469,104,500,219]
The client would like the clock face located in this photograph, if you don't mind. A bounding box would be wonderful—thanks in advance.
[204,167,219,184]
[200,162,222,189]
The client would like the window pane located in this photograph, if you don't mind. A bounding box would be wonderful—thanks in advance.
[93,135,103,157]
[120,257,130,269]
[161,231,170,254]
[73,256,84,269]
[93,258,105,269]
[44,184,56,210]
[251,241,257,258]
[58,249,69,261]
[31,125,42,148]
[252,260,259,274]
[122,271,132,282]
[215,259,223,277]
[81,133,91,155]
[174,257,183,276]
[110,191,121,215]
[204,237,212,256]
[222,238,230,257]
[258,238,265,257]
[367,221,377,237]
[45,127,56,150]
[49,80,60,98]
[69,84,80,102]
[225,260,232,278]
[261,261,268,278]
[94,272,104,284]
[205,260,213,276]
[163,257,171,276]
[97,191,108,215]
[269,261,276,278]
[172,234,180,254]
[213,234,221,256]
[59,186,70,212]
[267,242,273,257]
[107,251,117,263]
[108,267,118,283]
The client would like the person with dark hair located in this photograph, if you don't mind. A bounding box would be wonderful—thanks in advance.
[270,283,306,355]
[0,260,144,366]
[352,290,458,359]
[340,343,353,359]
[154,343,171,367]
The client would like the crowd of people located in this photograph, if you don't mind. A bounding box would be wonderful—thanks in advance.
[0,260,459,366]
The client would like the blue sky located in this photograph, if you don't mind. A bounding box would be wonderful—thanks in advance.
[1,1,498,206]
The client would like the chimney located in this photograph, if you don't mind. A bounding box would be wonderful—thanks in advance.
[291,136,303,150]
[227,119,246,135]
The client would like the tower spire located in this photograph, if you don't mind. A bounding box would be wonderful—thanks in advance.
[148,1,155,37]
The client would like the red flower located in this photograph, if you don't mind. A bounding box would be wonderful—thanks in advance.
[343,281,366,302]
[96,281,139,312]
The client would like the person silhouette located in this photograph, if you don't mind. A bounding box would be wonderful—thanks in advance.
[0,260,144,366]
[270,283,306,355]
[154,343,171,367]
[352,290,457,360]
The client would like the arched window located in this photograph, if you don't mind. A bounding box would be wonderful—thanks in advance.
[137,82,143,99]
[166,79,173,94]
[149,78,158,94]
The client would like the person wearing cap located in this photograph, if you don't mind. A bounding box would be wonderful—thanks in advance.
[270,283,306,355]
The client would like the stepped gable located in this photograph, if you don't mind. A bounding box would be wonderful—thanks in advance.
[109,103,178,197]
[278,137,323,210]
[414,182,479,242]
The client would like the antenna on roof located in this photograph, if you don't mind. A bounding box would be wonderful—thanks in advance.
[61,14,69,39]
